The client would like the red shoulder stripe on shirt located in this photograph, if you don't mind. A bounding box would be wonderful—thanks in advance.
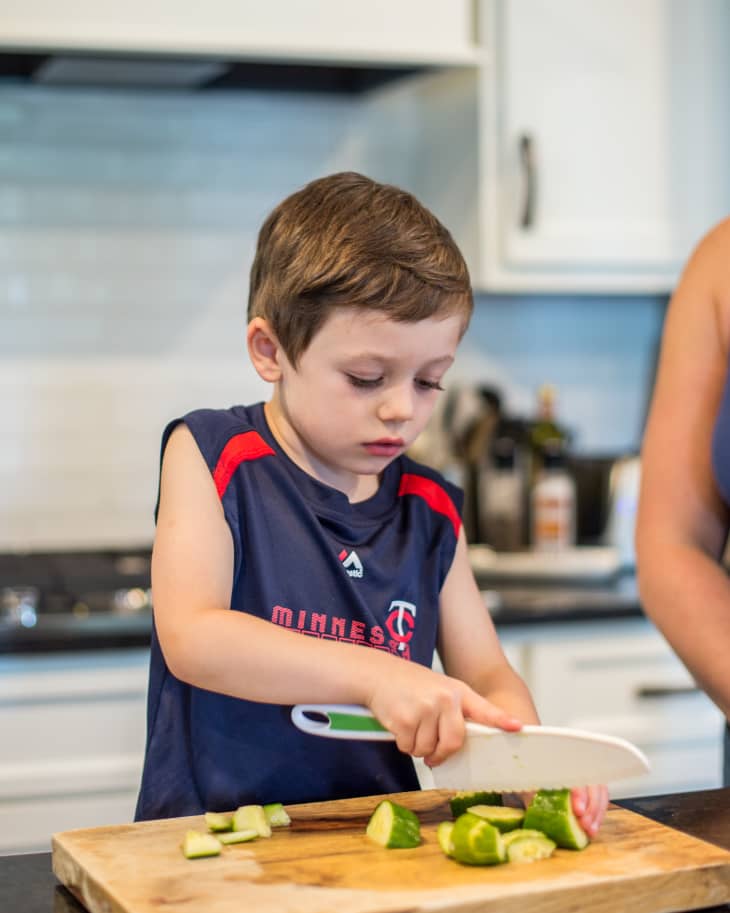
[398,472,461,538]
[213,431,275,498]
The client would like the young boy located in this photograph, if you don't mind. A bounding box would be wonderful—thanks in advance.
[135,172,607,835]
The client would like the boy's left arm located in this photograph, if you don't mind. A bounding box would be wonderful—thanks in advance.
[438,531,608,837]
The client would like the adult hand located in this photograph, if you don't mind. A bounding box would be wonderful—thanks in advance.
[571,784,609,837]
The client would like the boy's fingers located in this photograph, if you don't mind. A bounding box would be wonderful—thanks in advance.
[424,700,465,767]
[461,691,523,731]
[411,714,440,761]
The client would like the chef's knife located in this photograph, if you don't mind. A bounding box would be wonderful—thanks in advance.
[291,703,650,791]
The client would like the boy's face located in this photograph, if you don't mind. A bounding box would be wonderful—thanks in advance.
[265,308,463,499]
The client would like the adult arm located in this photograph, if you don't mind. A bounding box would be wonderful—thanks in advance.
[636,217,730,720]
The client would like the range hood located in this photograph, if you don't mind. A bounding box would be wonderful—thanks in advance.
[0,50,423,93]
[0,1,476,93]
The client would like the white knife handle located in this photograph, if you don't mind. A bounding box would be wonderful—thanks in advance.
[291,704,395,741]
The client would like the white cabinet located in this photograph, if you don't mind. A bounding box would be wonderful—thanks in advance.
[0,1,478,67]
[0,649,149,854]
[476,0,730,292]
[500,617,724,798]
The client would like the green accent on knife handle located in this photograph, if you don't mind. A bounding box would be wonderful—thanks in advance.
[328,711,387,733]
[290,704,394,741]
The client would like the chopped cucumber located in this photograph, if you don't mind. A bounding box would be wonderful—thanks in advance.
[466,805,525,832]
[366,799,421,849]
[523,789,589,850]
[181,830,222,859]
[505,832,556,863]
[204,811,233,832]
[232,805,272,838]
[449,790,502,818]
[217,828,259,845]
[502,828,552,846]
[437,821,455,857]
[263,802,291,827]
[450,812,506,866]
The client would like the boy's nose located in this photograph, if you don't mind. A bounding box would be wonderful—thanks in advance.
[377,385,415,424]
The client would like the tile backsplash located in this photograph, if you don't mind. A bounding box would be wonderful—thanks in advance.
[1,84,665,551]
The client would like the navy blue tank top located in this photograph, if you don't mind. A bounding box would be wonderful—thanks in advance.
[135,402,463,820]
[713,366,730,505]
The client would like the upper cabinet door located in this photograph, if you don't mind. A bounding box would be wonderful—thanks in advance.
[0,0,478,66]
[476,0,730,292]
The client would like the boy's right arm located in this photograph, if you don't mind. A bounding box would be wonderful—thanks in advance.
[153,424,511,754]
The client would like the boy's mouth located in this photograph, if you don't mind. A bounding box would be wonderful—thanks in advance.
[363,438,404,457]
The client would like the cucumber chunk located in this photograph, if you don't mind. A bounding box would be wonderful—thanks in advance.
[450,812,506,866]
[217,828,259,845]
[502,827,552,846]
[232,805,272,838]
[181,830,222,859]
[204,811,233,832]
[505,833,556,863]
[437,821,455,857]
[466,805,525,832]
[366,799,421,849]
[263,802,291,827]
[523,789,589,850]
[449,790,502,818]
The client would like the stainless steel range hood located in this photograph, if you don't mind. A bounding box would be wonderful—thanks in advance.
[31,54,229,89]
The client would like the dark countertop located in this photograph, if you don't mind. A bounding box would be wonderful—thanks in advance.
[0,611,153,654]
[1,561,643,655]
[3,789,729,913]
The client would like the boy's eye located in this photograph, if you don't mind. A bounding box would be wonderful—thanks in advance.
[346,374,383,389]
[416,378,445,392]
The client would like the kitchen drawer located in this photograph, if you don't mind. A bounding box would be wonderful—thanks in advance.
[524,619,724,795]
[528,625,721,738]
[0,791,139,855]
[0,649,149,853]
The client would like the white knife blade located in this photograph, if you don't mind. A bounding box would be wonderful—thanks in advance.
[291,705,650,790]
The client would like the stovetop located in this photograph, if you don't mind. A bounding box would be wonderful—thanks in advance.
[0,549,152,624]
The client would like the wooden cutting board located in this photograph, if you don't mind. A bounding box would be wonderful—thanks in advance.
[52,789,730,913]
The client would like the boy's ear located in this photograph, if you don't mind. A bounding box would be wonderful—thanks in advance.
[247,317,283,382]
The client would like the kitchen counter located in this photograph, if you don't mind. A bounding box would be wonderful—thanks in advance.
[3,788,729,913]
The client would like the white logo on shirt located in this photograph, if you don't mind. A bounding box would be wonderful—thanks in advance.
[340,549,364,578]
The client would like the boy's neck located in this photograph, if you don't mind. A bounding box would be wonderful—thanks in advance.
[262,400,381,504]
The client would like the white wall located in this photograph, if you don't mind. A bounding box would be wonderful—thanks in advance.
[0,84,665,551]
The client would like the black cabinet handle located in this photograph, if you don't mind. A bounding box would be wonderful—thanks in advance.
[635,684,701,699]
[519,133,536,229]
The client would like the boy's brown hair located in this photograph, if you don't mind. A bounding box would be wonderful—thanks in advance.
[248,172,473,366]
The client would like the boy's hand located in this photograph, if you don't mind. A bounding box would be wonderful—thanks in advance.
[367,668,523,768]
[571,784,609,837]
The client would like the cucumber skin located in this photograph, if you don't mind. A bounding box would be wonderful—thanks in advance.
[366,800,421,849]
[523,790,589,850]
[450,791,502,818]
[450,813,506,866]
